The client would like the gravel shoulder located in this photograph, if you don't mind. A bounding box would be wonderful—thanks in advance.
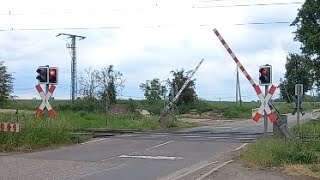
[205,160,317,180]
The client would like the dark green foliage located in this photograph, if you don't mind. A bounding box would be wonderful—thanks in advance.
[291,0,320,58]
[0,61,13,106]
[289,0,320,89]
[56,99,105,113]
[107,78,117,104]
[96,65,124,105]
[279,53,313,102]
[168,68,197,106]
[126,98,137,113]
[139,78,167,101]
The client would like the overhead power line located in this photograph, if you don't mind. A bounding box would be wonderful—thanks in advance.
[200,21,292,26]
[0,1,304,16]
[0,21,293,32]
[0,26,120,31]
[194,1,303,8]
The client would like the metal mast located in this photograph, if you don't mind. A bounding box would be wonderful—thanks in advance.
[56,33,86,102]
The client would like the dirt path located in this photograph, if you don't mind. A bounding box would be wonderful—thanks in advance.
[205,160,317,180]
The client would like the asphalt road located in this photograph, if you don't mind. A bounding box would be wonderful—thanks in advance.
[0,112,312,180]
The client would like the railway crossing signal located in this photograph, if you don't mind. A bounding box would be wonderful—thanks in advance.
[259,65,272,86]
[213,29,277,123]
[35,84,57,118]
[213,28,295,139]
[252,85,277,122]
[36,66,59,85]
[36,66,49,84]
[49,67,58,84]
[35,65,58,118]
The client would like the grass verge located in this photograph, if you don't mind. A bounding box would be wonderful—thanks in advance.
[239,119,320,179]
[0,111,196,152]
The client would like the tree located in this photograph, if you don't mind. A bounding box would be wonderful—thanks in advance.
[291,0,320,87]
[78,66,100,101]
[279,53,313,102]
[167,68,197,106]
[96,65,125,105]
[291,0,320,57]
[0,61,13,105]
[78,65,125,104]
[140,78,167,101]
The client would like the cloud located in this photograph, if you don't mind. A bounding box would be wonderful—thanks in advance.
[0,0,304,101]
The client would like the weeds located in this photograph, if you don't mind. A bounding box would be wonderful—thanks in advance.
[240,119,320,179]
[0,111,195,152]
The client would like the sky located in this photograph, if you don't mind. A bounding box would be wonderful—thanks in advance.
[0,0,305,101]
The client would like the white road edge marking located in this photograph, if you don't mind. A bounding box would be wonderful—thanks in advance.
[195,160,234,180]
[157,161,218,180]
[80,138,108,145]
[118,155,183,160]
[206,137,255,140]
[233,143,248,151]
[73,163,127,179]
[145,140,174,151]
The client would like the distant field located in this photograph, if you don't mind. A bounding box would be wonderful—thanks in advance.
[1,99,319,118]
[1,99,71,111]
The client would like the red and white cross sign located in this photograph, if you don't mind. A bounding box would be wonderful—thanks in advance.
[213,28,277,122]
[35,84,57,118]
[253,85,277,122]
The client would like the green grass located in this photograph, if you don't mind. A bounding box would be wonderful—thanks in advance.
[0,111,196,152]
[240,138,320,167]
[0,113,75,152]
[293,119,320,138]
[240,119,320,170]
[2,99,71,111]
[2,99,320,119]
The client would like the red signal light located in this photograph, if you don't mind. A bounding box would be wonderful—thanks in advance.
[259,68,268,76]
[259,65,272,86]
[50,69,56,76]
[49,67,58,84]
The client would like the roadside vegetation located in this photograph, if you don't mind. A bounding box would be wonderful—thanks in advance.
[240,119,320,179]
[2,99,320,118]
[0,111,195,152]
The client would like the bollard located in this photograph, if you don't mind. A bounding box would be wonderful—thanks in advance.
[273,114,287,138]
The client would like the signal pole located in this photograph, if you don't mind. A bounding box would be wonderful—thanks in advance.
[56,33,86,103]
[235,65,242,106]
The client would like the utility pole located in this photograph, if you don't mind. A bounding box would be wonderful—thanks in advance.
[56,33,86,103]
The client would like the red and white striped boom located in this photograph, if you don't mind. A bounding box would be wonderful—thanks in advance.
[213,28,277,122]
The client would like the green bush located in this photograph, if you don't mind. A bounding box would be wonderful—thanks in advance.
[56,100,105,113]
